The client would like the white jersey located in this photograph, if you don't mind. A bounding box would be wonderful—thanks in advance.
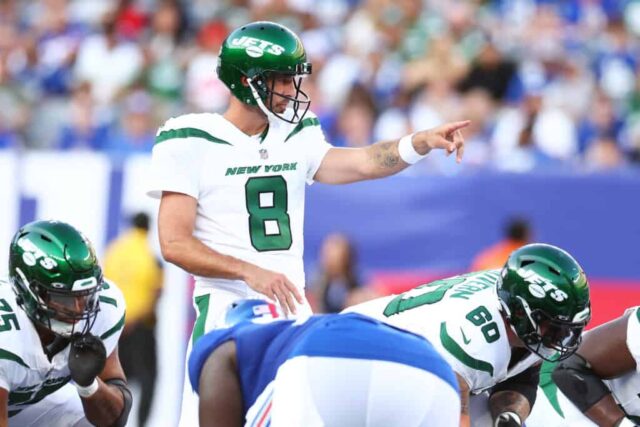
[614,306,640,417]
[147,111,332,295]
[0,278,125,418]
[530,306,640,427]
[347,270,541,393]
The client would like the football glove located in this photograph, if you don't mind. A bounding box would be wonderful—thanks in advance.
[68,333,106,386]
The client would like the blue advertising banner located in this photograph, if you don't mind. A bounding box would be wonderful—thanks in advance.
[304,171,640,280]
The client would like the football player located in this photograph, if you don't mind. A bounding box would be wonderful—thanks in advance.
[150,19,469,327]
[189,299,460,427]
[346,243,592,427]
[527,306,640,427]
[148,20,470,425]
[0,220,131,427]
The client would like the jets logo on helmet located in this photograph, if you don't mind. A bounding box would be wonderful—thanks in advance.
[217,21,312,124]
[17,237,58,270]
[519,268,569,302]
[231,36,285,58]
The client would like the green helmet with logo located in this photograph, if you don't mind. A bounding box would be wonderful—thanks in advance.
[217,21,312,123]
[497,243,591,361]
[8,220,102,337]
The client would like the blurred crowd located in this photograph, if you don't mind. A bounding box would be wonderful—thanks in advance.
[2,0,640,171]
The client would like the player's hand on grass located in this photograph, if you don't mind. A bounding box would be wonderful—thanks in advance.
[414,120,470,163]
[241,264,303,316]
[68,333,107,386]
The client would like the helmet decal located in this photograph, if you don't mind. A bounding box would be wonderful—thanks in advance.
[22,252,37,267]
[573,306,591,323]
[72,277,99,291]
[230,36,286,57]
[17,237,58,270]
[223,298,282,327]
[519,269,569,302]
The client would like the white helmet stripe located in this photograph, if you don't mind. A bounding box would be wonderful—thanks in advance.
[572,306,591,323]
[15,267,45,304]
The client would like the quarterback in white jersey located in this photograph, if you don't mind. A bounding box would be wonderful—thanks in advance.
[2,221,131,427]
[149,20,470,426]
[149,20,470,327]
[150,108,330,316]
[528,306,640,427]
[347,243,592,427]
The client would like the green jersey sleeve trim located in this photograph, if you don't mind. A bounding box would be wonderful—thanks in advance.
[192,294,211,345]
[440,321,494,376]
[0,349,29,369]
[99,296,117,308]
[156,128,232,146]
[100,313,126,341]
[284,117,320,142]
[539,360,565,418]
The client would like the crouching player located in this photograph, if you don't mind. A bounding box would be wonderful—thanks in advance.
[189,299,460,427]
[1,221,131,426]
[528,306,640,427]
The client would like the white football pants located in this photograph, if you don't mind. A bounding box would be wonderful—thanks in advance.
[246,356,461,427]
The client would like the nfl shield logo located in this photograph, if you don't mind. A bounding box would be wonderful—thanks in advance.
[259,149,268,159]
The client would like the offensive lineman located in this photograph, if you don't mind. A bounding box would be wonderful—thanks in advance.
[189,300,460,427]
[148,20,470,425]
[346,243,592,427]
[527,306,640,427]
[0,221,131,426]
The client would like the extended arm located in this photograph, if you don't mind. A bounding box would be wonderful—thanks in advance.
[489,364,540,426]
[553,314,636,427]
[313,121,470,185]
[199,341,243,427]
[158,192,302,315]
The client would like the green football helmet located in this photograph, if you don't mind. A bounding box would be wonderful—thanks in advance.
[497,243,591,361]
[8,220,102,337]
[217,21,312,124]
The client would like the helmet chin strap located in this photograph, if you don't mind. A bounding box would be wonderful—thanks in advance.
[500,296,544,350]
[515,296,539,332]
[498,299,520,338]
[246,77,279,122]
[44,335,70,361]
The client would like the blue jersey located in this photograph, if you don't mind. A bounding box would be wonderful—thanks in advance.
[189,313,457,414]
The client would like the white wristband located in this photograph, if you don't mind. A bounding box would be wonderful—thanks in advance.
[398,133,427,165]
[75,378,99,398]
[616,418,636,427]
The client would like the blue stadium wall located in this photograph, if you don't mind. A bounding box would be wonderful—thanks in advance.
[2,152,639,326]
